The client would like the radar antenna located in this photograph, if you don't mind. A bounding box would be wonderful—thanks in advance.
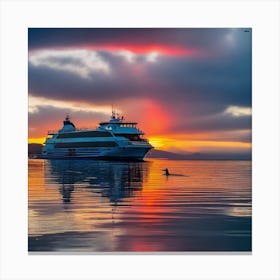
[111,104,116,119]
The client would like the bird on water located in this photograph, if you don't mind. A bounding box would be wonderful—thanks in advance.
[163,168,170,176]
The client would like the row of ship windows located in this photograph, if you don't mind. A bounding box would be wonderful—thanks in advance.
[57,132,141,140]
[119,124,136,128]
[55,142,118,148]
[57,131,112,138]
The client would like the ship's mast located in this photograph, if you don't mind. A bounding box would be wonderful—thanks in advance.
[110,106,124,122]
[111,104,116,119]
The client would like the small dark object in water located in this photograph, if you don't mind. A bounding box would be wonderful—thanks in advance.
[162,169,188,177]
[163,168,170,176]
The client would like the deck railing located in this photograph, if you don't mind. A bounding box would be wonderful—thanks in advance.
[47,130,57,135]
[47,127,97,135]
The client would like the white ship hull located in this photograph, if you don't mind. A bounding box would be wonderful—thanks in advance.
[42,146,151,161]
[41,114,153,161]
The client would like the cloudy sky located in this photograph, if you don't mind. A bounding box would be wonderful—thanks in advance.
[28,28,252,155]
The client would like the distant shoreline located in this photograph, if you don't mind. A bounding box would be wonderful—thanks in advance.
[146,157,252,161]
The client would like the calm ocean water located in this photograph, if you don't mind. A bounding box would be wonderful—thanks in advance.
[28,159,251,252]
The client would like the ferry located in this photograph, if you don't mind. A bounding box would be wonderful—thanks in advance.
[41,112,153,160]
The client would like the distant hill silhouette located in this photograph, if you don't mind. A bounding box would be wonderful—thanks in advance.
[28,143,43,155]
[146,149,251,160]
[147,149,193,159]
[27,144,251,160]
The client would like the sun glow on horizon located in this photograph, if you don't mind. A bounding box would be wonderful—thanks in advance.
[28,137,46,144]
[146,135,251,153]
[148,137,166,149]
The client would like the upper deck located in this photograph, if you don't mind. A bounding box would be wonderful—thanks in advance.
[46,112,145,137]
[98,112,144,135]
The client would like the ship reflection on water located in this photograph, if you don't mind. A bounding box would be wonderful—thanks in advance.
[28,159,252,252]
[50,159,145,205]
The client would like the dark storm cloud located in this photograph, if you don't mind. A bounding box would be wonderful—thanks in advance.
[28,28,252,136]
[29,105,109,137]
[146,53,251,107]
[171,114,251,133]
[29,105,107,123]
[29,50,251,113]
[29,28,236,51]
[28,52,146,102]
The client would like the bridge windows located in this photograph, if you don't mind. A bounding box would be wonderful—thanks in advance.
[120,124,136,128]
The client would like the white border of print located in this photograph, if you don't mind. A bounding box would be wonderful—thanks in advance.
[0,0,279,279]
